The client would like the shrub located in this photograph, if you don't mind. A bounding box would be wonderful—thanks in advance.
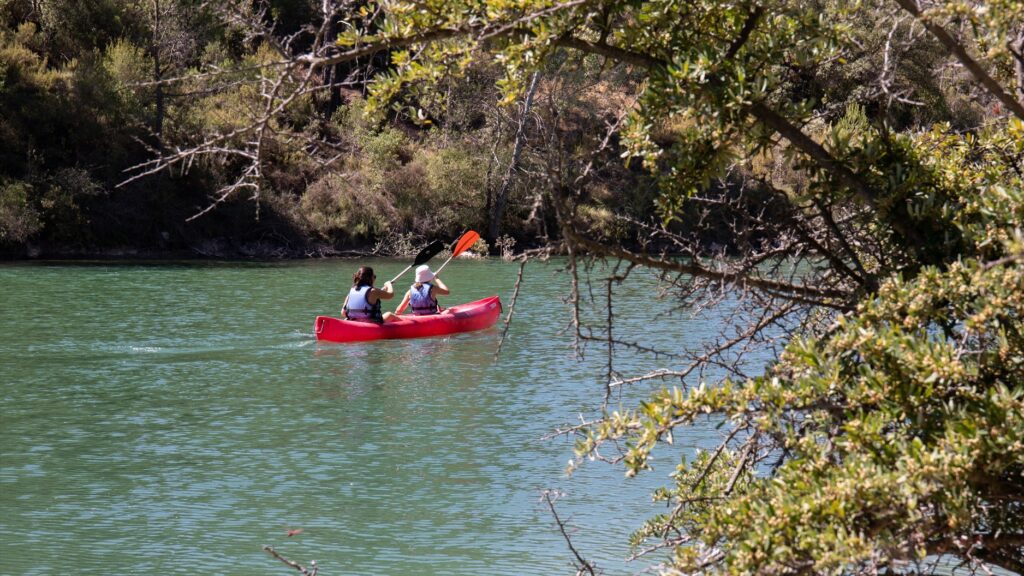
[37,168,104,244]
[421,144,486,235]
[383,158,432,233]
[362,125,408,168]
[299,171,396,241]
[0,179,41,244]
[103,38,151,115]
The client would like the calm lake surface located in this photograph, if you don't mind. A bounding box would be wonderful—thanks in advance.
[1,258,747,575]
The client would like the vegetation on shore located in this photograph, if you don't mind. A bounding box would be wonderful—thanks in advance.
[1,0,653,258]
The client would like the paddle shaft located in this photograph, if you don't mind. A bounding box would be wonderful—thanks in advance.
[387,239,446,284]
[433,254,458,276]
[434,230,480,276]
[434,246,471,276]
[388,264,413,284]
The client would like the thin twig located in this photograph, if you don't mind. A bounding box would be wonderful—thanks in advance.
[541,490,599,576]
[495,257,528,359]
[263,546,318,576]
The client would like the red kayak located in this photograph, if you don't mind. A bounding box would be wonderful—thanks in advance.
[315,296,502,343]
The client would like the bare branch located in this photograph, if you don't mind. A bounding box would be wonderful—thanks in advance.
[561,224,848,303]
[494,256,529,359]
[262,546,318,576]
[541,490,599,576]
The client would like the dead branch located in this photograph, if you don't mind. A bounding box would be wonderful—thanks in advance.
[263,546,319,576]
[494,256,528,359]
[541,490,600,576]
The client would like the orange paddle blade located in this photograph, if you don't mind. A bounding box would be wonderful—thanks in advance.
[452,230,480,257]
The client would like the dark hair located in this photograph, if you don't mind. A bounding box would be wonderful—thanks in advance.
[353,266,375,287]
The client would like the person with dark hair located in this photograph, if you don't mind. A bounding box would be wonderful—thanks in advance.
[341,266,393,323]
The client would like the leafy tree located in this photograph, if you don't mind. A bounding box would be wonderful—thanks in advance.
[580,120,1024,573]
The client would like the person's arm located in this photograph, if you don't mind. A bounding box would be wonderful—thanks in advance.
[431,277,450,296]
[341,294,350,318]
[394,291,411,315]
[368,281,394,304]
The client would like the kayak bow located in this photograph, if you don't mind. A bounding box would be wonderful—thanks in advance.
[315,296,502,343]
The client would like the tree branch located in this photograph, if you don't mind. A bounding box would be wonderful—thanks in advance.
[891,0,1024,120]
[263,546,318,575]
[724,4,765,61]
[542,490,598,576]
[561,224,848,302]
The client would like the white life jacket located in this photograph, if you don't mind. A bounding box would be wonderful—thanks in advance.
[409,282,438,315]
[345,285,383,322]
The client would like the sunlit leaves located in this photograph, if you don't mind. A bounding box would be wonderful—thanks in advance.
[577,254,1024,573]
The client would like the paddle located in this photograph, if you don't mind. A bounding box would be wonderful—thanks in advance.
[388,240,445,284]
[433,230,480,276]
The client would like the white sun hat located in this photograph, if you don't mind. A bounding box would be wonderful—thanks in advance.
[415,264,435,283]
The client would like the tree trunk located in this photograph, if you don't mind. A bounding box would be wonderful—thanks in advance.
[153,55,164,138]
[488,71,540,247]
[321,0,341,115]
[152,0,164,139]
[1014,28,1024,107]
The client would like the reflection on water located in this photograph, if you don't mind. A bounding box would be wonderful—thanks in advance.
[0,259,766,575]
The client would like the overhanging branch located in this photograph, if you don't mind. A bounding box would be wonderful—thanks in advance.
[561,225,849,302]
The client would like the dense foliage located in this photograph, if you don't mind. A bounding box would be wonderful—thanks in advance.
[587,122,1024,573]
[0,0,655,256]
[322,0,1024,573]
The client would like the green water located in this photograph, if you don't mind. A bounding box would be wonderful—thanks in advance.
[0,258,732,575]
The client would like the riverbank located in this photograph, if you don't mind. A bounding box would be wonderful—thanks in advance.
[0,241,372,260]
[0,237,501,261]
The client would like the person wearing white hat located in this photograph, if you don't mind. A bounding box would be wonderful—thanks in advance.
[385,264,450,320]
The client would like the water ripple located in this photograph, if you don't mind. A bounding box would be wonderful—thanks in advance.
[0,259,772,575]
